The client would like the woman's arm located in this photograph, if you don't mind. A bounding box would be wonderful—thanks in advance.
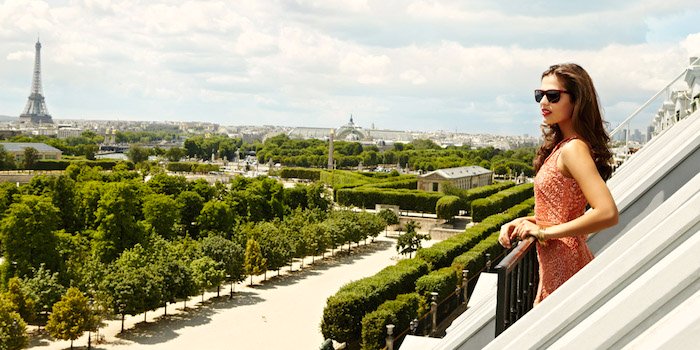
[516,139,618,240]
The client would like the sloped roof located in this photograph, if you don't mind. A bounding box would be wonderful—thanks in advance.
[0,142,62,153]
[420,166,491,180]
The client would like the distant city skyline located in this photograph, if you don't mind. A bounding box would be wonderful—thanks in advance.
[0,1,698,136]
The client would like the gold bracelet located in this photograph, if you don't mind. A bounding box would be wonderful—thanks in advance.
[536,228,548,244]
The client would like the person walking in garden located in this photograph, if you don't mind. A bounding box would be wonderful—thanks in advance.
[498,63,618,304]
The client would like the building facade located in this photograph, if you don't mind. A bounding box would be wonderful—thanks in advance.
[0,142,62,162]
[417,165,493,192]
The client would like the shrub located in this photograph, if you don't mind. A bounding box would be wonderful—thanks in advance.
[471,183,534,222]
[416,197,534,270]
[279,167,321,181]
[336,188,443,213]
[444,181,515,213]
[360,293,423,350]
[415,267,459,302]
[452,232,505,282]
[321,259,429,343]
[436,195,460,222]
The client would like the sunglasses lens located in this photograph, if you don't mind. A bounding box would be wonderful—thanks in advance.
[535,90,544,102]
[546,91,561,103]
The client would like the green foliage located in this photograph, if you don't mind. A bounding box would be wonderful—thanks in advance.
[201,235,245,283]
[244,239,266,284]
[320,259,429,342]
[0,195,62,279]
[177,191,205,238]
[415,267,459,302]
[22,147,39,169]
[279,167,322,181]
[451,232,506,282]
[377,209,399,227]
[360,293,422,350]
[93,182,145,262]
[191,257,225,298]
[396,221,430,258]
[183,134,242,161]
[442,181,515,213]
[166,162,220,173]
[436,195,460,222]
[471,183,534,222]
[21,264,66,320]
[101,244,163,318]
[46,287,98,343]
[147,173,188,196]
[336,188,444,213]
[197,200,235,235]
[2,278,35,324]
[126,144,151,164]
[416,198,534,270]
[0,295,27,350]
[142,194,179,239]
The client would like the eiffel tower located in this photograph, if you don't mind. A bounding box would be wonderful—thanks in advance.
[19,39,54,124]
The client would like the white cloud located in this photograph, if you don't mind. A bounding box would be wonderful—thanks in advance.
[0,1,698,135]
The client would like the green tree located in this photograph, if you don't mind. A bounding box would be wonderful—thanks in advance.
[22,147,39,169]
[377,209,399,235]
[0,195,61,279]
[197,200,235,236]
[396,221,430,258]
[93,182,144,262]
[46,287,98,350]
[190,257,225,302]
[165,147,186,162]
[200,236,245,288]
[244,239,266,286]
[101,245,163,331]
[147,173,188,197]
[142,193,179,239]
[21,264,66,323]
[126,144,150,164]
[0,144,16,170]
[0,295,27,350]
[3,277,36,324]
[177,191,204,238]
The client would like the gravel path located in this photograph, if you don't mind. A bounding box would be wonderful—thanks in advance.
[29,234,429,350]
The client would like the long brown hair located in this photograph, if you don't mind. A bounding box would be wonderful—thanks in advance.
[533,63,613,180]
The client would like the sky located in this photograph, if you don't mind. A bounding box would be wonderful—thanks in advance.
[0,0,698,136]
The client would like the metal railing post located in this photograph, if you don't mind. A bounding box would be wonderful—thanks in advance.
[385,324,394,350]
[462,269,469,305]
[430,292,438,335]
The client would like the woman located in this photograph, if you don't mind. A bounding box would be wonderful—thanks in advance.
[498,63,619,304]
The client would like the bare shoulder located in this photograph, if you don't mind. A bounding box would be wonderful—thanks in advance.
[558,139,595,177]
[561,138,592,159]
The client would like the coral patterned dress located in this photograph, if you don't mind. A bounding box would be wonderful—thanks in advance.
[533,137,594,304]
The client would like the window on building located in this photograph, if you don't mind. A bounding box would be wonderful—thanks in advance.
[432,182,439,191]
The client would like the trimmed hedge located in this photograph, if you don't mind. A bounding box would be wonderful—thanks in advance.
[360,293,423,350]
[415,267,459,302]
[336,188,444,213]
[321,258,429,343]
[436,195,460,221]
[451,232,506,282]
[445,181,515,213]
[359,177,418,190]
[416,197,535,270]
[31,159,134,171]
[166,162,220,173]
[471,183,534,222]
[279,167,322,180]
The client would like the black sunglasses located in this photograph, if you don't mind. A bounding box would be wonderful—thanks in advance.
[534,89,569,103]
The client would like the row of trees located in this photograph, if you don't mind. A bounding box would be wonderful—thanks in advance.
[0,163,401,348]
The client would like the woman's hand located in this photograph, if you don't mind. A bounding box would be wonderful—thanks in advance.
[499,217,525,249]
[514,220,539,241]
